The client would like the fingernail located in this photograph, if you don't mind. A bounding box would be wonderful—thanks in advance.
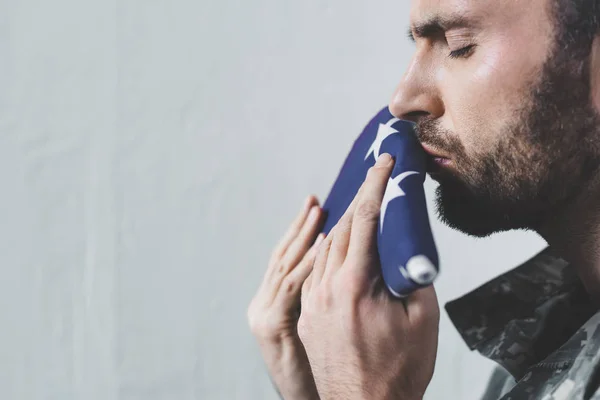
[376,153,393,166]
[308,206,320,221]
[304,196,313,210]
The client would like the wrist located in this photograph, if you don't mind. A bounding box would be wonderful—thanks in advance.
[378,387,423,400]
[376,386,424,400]
[347,393,421,400]
[257,333,303,360]
[253,324,298,345]
[257,336,319,400]
[324,379,422,400]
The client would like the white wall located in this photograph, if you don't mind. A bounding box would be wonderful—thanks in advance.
[0,0,547,399]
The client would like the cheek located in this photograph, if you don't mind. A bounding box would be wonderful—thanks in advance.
[440,46,535,157]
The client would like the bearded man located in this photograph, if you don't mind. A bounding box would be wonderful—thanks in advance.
[248,1,600,399]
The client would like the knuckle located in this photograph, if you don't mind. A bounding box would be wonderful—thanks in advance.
[246,300,280,339]
[331,279,361,328]
[355,200,380,221]
[249,314,278,340]
[281,275,300,294]
[248,320,263,337]
[247,310,262,335]
[246,304,268,336]
[297,314,308,341]
[275,259,293,276]
[368,164,386,176]
[365,167,377,180]
[337,271,365,298]
[277,261,287,275]
[375,162,391,171]
[314,285,334,309]
[339,297,359,330]
[418,303,441,327]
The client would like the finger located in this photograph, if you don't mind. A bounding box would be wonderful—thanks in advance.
[265,196,319,286]
[310,229,334,290]
[346,153,394,271]
[264,204,323,305]
[405,285,440,329]
[277,233,325,309]
[278,205,324,278]
[323,184,364,280]
[301,271,313,309]
[270,195,319,263]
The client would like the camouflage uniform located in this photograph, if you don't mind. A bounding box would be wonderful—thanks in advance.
[446,247,600,400]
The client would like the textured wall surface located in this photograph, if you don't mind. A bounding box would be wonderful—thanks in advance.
[1,1,547,399]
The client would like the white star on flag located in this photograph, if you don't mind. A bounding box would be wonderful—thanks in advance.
[365,117,400,161]
[380,170,419,232]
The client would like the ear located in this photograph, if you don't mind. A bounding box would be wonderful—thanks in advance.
[590,35,600,113]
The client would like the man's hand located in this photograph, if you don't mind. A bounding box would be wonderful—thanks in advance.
[247,195,325,400]
[298,153,440,400]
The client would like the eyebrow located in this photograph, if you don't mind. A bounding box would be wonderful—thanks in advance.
[407,14,475,42]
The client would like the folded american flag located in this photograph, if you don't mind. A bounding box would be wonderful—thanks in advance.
[321,106,439,297]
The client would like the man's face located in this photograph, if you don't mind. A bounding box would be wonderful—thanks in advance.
[390,0,600,237]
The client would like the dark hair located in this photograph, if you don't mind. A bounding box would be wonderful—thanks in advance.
[553,0,599,56]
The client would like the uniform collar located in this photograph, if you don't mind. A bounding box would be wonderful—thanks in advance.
[445,247,598,379]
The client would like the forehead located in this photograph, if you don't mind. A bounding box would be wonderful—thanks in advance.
[409,0,548,28]
[410,0,479,19]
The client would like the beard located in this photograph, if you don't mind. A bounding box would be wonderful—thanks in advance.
[417,34,600,237]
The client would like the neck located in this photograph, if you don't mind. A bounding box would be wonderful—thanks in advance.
[538,177,600,304]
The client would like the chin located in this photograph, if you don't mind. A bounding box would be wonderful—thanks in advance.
[433,182,531,238]
[435,203,503,238]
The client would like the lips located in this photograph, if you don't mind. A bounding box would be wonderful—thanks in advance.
[420,143,453,173]
[420,143,451,160]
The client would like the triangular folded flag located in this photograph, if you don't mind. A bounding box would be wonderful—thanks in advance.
[321,106,439,297]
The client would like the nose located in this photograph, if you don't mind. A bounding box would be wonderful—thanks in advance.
[389,58,444,123]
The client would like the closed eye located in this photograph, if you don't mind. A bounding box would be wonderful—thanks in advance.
[449,44,476,59]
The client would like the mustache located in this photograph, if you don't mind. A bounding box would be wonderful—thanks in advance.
[415,119,466,158]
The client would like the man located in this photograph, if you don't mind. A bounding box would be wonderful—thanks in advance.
[248,0,600,398]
